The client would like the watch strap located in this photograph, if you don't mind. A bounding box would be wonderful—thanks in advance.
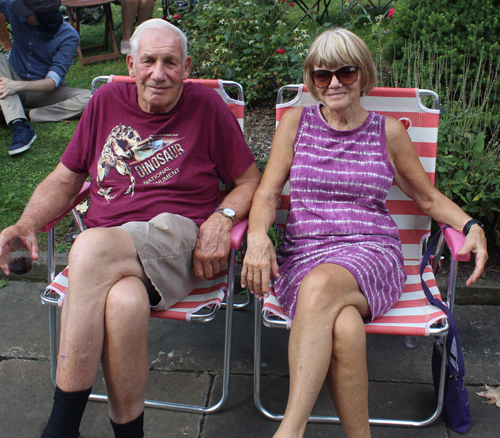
[463,219,484,236]
[215,208,236,223]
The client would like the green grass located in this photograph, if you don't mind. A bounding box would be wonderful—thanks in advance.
[0,3,165,251]
[0,2,388,252]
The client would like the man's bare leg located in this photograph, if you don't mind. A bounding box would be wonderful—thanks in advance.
[102,276,150,423]
[56,227,149,392]
[42,228,150,437]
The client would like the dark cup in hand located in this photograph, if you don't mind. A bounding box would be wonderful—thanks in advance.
[5,236,33,275]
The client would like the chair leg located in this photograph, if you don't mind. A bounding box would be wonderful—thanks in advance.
[48,306,58,386]
[253,298,447,427]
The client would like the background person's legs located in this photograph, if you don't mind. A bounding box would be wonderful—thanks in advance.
[0,54,28,124]
[21,87,91,122]
[0,54,37,154]
[120,0,155,53]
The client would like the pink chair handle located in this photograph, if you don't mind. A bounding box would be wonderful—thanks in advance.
[439,223,470,262]
[230,218,248,250]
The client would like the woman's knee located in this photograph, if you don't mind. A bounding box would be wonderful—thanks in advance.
[332,306,366,356]
[298,265,351,314]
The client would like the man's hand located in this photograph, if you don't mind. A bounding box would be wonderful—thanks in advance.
[192,213,232,280]
[0,225,39,275]
[0,78,24,99]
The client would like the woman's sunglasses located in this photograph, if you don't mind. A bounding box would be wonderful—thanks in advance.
[309,66,360,88]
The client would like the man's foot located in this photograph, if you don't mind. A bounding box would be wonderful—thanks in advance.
[121,40,131,55]
[9,123,36,155]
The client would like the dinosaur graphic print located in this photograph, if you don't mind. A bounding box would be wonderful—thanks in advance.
[96,124,185,202]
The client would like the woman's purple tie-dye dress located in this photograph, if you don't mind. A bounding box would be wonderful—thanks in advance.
[274,105,407,321]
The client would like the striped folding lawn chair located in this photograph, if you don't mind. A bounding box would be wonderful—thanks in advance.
[40,77,248,414]
[254,85,471,427]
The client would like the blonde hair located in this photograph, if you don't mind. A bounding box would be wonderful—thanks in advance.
[303,28,377,100]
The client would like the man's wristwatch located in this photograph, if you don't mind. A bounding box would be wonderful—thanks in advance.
[463,219,484,236]
[215,208,236,223]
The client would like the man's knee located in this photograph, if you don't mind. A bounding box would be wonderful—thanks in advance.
[69,228,115,264]
[105,277,150,321]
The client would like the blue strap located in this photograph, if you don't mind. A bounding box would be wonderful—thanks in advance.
[420,225,465,377]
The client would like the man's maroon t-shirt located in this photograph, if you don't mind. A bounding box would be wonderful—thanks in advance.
[61,81,255,228]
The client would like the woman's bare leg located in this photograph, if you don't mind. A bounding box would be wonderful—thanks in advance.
[273,264,371,438]
[137,0,155,24]
[325,306,371,438]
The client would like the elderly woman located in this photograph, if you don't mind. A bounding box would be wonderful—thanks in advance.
[241,28,488,438]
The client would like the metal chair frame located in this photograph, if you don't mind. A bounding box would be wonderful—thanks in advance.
[253,85,464,428]
[40,76,249,414]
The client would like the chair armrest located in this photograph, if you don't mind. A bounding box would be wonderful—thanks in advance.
[38,182,91,233]
[440,224,471,262]
[230,218,248,250]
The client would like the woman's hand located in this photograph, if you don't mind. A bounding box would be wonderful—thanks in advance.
[457,224,489,286]
[241,231,280,298]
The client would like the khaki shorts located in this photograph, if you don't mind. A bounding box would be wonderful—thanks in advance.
[120,213,200,311]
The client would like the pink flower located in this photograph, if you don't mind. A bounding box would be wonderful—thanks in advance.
[388,8,395,18]
[173,14,181,19]
[290,2,294,5]
[277,48,286,54]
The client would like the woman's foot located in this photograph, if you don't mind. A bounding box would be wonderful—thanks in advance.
[120,40,131,55]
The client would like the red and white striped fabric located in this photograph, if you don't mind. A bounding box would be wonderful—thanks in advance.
[45,267,227,322]
[266,86,447,336]
[45,76,247,323]
[96,76,245,132]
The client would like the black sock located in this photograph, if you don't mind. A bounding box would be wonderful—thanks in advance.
[41,386,92,438]
[11,118,27,126]
[110,412,144,438]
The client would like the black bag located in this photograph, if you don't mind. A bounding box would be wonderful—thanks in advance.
[421,226,471,433]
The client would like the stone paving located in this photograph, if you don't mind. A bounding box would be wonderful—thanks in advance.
[1,276,499,437]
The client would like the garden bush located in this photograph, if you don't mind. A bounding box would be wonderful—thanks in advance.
[387,0,500,94]
[167,0,329,103]
[385,39,500,245]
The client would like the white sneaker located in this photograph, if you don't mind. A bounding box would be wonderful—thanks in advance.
[120,41,131,55]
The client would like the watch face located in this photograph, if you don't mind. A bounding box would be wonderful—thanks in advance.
[223,208,235,216]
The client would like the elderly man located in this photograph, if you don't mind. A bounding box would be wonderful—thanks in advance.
[0,18,261,437]
[0,0,91,155]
